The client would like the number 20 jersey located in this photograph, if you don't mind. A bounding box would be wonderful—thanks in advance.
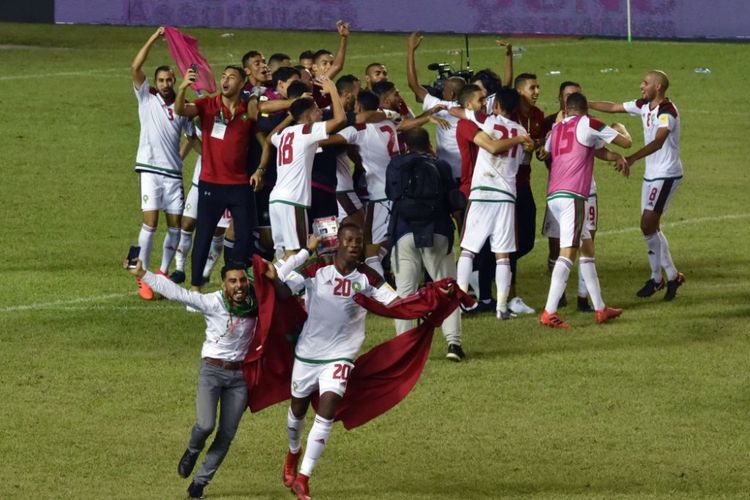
[289,261,398,363]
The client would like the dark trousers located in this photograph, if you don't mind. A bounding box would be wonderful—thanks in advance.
[191,181,257,286]
[475,241,495,301]
[510,184,536,286]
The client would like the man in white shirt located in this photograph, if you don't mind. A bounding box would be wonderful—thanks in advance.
[130,27,196,300]
[590,70,685,301]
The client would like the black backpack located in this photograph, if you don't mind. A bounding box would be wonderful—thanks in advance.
[386,154,446,225]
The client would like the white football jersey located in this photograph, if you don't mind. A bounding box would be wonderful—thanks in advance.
[335,151,354,192]
[270,121,328,206]
[288,261,398,362]
[466,110,527,202]
[337,121,399,201]
[422,94,461,179]
[134,78,194,179]
[623,98,683,180]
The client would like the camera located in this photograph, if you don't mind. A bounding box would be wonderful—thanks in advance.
[424,62,474,99]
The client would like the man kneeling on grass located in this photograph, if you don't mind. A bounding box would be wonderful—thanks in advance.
[125,258,278,499]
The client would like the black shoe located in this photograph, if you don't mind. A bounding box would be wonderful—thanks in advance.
[577,296,594,313]
[446,343,466,362]
[636,278,664,297]
[178,449,200,479]
[475,299,497,313]
[558,293,568,309]
[187,481,206,499]
[664,272,685,301]
[170,270,186,284]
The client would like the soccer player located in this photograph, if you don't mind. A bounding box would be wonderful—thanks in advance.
[455,88,534,319]
[589,70,686,300]
[364,62,388,89]
[268,52,292,74]
[241,50,270,89]
[540,92,632,328]
[333,75,366,225]
[278,223,399,500]
[268,77,346,258]
[298,50,315,71]
[309,21,350,109]
[406,31,465,182]
[130,27,196,300]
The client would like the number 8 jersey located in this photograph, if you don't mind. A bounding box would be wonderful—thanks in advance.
[287,260,398,363]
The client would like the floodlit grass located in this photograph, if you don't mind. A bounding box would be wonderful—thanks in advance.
[1,22,749,499]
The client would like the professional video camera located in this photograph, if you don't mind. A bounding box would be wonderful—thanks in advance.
[423,35,474,99]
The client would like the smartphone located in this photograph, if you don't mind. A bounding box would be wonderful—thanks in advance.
[189,63,198,73]
[126,246,141,269]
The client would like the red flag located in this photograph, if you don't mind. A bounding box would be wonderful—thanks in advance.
[163,26,216,94]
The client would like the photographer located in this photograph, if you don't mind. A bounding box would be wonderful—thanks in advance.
[386,128,467,362]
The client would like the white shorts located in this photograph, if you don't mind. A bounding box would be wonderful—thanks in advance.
[269,202,308,251]
[641,178,681,214]
[542,194,597,237]
[291,359,354,398]
[365,200,391,245]
[336,191,363,222]
[460,201,516,254]
[546,196,590,249]
[183,184,231,228]
[139,172,184,214]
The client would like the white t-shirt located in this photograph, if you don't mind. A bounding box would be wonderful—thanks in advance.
[288,261,398,362]
[134,78,194,179]
[422,94,461,179]
[623,98,683,180]
[466,110,527,202]
[337,120,400,201]
[270,121,328,207]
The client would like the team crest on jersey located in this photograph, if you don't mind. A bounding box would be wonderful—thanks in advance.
[142,194,149,202]
[352,281,362,293]
[292,381,299,390]
[241,113,249,121]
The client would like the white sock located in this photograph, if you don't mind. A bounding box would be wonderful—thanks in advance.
[577,267,588,298]
[364,256,384,277]
[174,229,193,272]
[159,226,181,274]
[203,235,225,279]
[544,257,573,314]
[287,407,305,454]
[299,414,334,477]
[579,256,605,310]
[495,258,511,312]
[468,270,480,297]
[456,251,475,293]
[644,233,662,282]
[657,230,678,281]
[137,224,156,270]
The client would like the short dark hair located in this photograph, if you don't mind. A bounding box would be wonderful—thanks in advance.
[269,52,291,65]
[241,50,263,68]
[299,50,315,61]
[458,84,482,107]
[290,97,316,122]
[404,127,431,152]
[286,80,309,99]
[224,65,246,80]
[371,80,396,97]
[313,49,333,62]
[565,92,588,112]
[470,69,502,96]
[337,222,363,237]
[220,261,248,280]
[272,66,301,87]
[154,65,173,80]
[494,87,522,114]
[365,62,384,74]
[336,74,360,94]
[357,90,380,111]
[514,72,538,89]
[559,80,581,96]
[444,76,466,98]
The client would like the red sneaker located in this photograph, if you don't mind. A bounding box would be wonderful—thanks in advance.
[291,473,311,500]
[283,449,302,488]
[136,277,154,300]
[539,310,570,329]
[595,306,622,324]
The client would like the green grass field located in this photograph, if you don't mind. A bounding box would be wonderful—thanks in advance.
[1,22,749,499]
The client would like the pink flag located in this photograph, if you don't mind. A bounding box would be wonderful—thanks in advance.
[163,26,216,94]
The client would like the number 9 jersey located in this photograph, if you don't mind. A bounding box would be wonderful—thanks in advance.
[286,260,398,364]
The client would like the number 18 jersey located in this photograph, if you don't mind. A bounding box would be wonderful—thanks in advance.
[270,121,328,207]
[288,261,398,363]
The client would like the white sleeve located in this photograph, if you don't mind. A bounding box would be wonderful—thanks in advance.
[274,250,310,281]
[270,130,282,147]
[337,125,359,145]
[142,271,215,313]
[310,121,329,143]
[284,271,307,295]
[422,94,438,112]
[133,77,150,101]
[657,112,676,131]
[622,100,641,117]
